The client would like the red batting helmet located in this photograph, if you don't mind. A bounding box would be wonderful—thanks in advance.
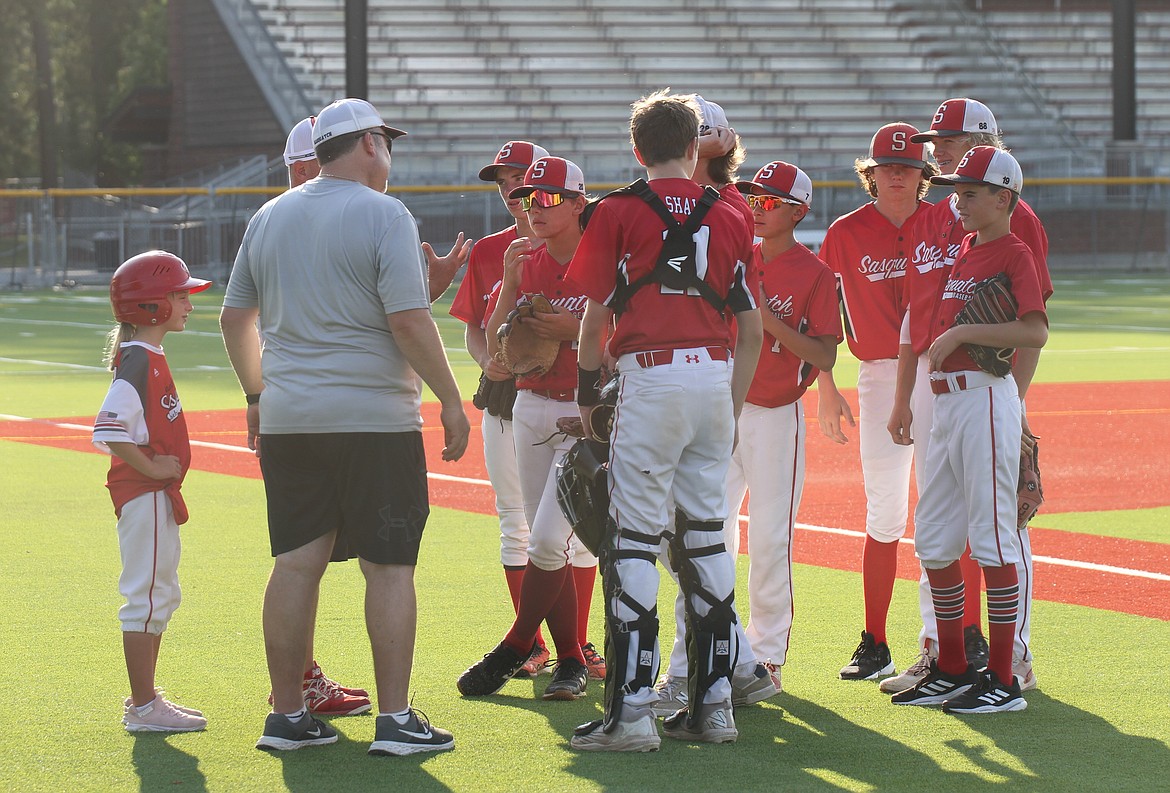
[110,250,211,326]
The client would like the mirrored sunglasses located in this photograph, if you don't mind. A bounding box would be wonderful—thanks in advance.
[747,194,802,211]
[520,190,569,211]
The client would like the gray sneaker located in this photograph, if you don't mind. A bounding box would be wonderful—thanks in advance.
[731,661,781,706]
[255,711,337,751]
[570,707,661,753]
[368,709,454,756]
[879,645,938,694]
[650,675,688,718]
[662,700,738,744]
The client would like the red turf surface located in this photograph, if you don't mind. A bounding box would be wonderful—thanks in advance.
[4,380,1168,619]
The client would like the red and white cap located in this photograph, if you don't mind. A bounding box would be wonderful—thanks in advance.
[283,117,316,165]
[312,98,406,150]
[859,122,928,169]
[736,161,813,207]
[478,141,550,182]
[931,146,1023,194]
[508,156,586,198]
[911,98,999,142]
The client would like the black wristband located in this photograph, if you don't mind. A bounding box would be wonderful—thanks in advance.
[577,366,602,406]
[245,393,261,405]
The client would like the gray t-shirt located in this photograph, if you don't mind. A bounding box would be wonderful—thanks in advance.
[224,177,431,433]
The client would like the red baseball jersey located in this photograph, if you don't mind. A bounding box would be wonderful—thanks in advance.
[933,233,1047,373]
[905,194,1053,354]
[745,243,842,408]
[450,225,519,329]
[568,177,757,357]
[93,343,191,524]
[485,246,588,392]
[819,201,932,361]
[720,183,755,237]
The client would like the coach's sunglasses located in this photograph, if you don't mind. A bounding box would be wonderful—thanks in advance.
[520,190,571,211]
[369,130,393,153]
[747,194,803,211]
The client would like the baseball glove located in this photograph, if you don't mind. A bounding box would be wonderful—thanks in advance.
[952,272,1019,377]
[555,376,618,441]
[1017,429,1044,529]
[495,293,560,377]
[555,438,612,557]
[472,372,517,420]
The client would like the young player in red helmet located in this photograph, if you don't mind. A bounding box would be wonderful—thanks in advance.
[94,250,211,733]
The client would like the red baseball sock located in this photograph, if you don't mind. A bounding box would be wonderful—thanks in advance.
[982,564,1019,684]
[503,563,584,663]
[862,536,899,644]
[925,561,967,676]
[504,565,546,650]
[959,547,983,628]
[572,565,597,646]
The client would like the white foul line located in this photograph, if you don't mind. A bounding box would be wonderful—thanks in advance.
[3,413,1168,584]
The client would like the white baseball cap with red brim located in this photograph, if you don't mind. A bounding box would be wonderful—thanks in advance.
[508,157,586,198]
[931,146,1023,194]
[736,160,813,207]
[911,98,999,142]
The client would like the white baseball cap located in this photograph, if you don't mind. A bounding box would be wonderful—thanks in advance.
[507,157,586,198]
[312,98,406,150]
[931,146,1023,194]
[478,141,550,182]
[694,95,729,134]
[911,98,999,142]
[736,161,813,207]
[859,122,929,169]
[283,117,316,165]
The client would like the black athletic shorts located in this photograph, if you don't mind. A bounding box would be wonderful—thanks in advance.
[259,432,429,565]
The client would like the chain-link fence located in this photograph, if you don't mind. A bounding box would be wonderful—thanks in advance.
[2,172,1167,290]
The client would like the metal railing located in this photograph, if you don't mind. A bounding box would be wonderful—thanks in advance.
[2,174,1167,290]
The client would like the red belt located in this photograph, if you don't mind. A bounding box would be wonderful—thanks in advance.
[634,346,730,369]
[528,388,575,402]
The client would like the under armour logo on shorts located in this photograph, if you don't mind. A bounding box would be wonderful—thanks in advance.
[685,354,699,363]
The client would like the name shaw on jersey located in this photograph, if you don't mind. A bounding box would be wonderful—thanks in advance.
[663,195,698,215]
[859,254,907,282]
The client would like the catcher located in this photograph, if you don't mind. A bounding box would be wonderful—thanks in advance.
[892,147,1049,715]
[457,156,605,702]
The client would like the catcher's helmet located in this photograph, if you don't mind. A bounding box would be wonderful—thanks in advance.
[110,251,211,326]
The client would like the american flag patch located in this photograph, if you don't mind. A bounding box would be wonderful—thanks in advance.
[98,410,119,420]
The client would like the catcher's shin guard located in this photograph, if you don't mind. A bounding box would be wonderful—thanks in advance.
[670,509,739,728]
[599,532,660,733]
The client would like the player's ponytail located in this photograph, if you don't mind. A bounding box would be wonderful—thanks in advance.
[103,322,135,371]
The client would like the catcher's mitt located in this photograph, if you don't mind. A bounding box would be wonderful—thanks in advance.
[555,439,612,556]
[472,372,518,420]
[952,272,1019,377]
[495,293,560,377]
[557,377,618,441]
[1017,429,1044,529]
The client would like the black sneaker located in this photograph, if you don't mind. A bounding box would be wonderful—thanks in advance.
[942,669,1028,714]
[457,641,528,696]
[368,708,455,756]
[255,711,338,751]
[542,657,588,701]
[964,625,990,670]
[891,661,979,706]
[839,631,895,680]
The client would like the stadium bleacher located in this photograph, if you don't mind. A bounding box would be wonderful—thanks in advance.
[238,0,1168,186]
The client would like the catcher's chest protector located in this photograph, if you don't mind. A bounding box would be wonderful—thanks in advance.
[608,180,725,315]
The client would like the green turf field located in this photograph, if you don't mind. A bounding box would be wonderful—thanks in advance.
[1,274,1168,792]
